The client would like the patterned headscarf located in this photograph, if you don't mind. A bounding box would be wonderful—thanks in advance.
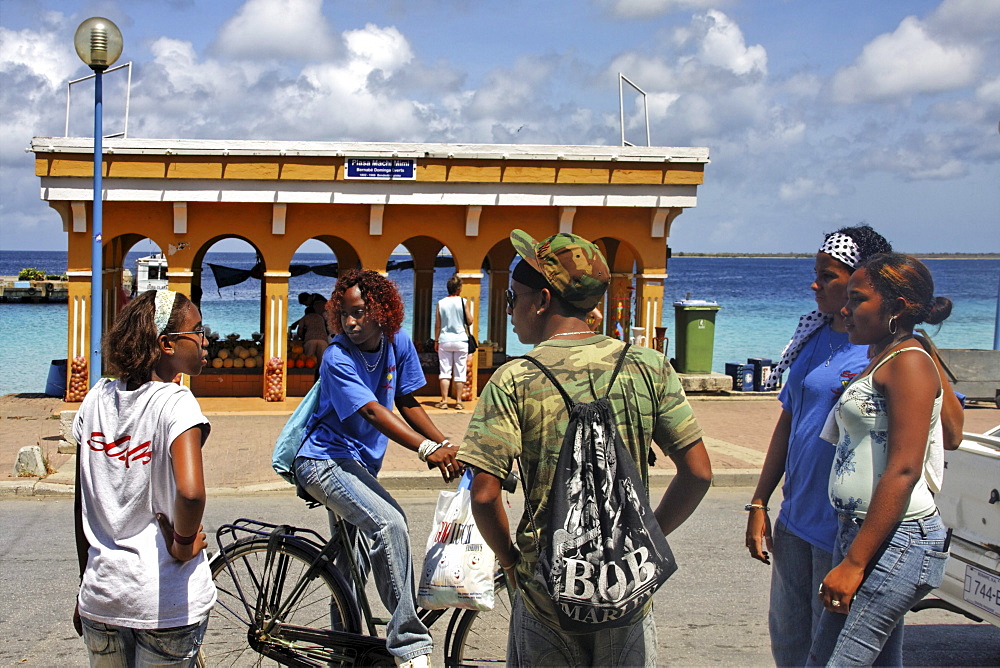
[153,289,178,334]
[818,232,860,269]
[763,233,861,391]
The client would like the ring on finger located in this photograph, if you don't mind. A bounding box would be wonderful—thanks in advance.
[831,600,841,607]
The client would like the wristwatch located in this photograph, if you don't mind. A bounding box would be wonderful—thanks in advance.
[744,503,770,512]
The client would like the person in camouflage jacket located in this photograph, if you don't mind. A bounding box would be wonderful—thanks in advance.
[459,229,713,666]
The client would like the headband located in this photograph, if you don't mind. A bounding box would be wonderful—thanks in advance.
[819,232,860,269]
[154,289,178,334]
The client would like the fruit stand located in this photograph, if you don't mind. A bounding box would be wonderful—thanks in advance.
[189,333,325,399]
[190,332,266,398]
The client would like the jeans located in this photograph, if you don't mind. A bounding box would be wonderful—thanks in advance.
[80,617,207,667]
[769,521,834,667]
[295,456,433,662]
[807,513,948,666]
[507,590,656,667]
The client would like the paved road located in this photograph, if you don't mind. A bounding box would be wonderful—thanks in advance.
[2,487,997,666]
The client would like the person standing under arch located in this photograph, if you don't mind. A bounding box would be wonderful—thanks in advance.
[433,273,474,410]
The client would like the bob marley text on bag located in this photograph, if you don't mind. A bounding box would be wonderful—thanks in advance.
[519,346,677,632]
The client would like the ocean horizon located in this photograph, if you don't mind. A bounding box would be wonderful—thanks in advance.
[2,249,997,397]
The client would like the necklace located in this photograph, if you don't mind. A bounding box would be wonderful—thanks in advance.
[825,338,849,367]
[354,338,384,373]
[550,331,594,338]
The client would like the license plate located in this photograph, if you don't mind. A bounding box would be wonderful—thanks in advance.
[963,563,1000,618]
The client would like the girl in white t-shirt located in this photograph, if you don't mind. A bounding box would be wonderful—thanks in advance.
[73,289,215,667]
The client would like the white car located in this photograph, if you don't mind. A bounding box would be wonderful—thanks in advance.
[914,425,1000,627]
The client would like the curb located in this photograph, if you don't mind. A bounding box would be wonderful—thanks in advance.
[1,465,760,498]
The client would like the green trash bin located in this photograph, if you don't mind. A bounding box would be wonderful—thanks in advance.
[673,300,720,374]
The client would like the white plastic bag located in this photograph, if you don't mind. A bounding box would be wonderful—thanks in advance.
[417,470,495,610]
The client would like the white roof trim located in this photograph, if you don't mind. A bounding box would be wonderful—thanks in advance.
[39,178,700,208]
[30,137,709,164]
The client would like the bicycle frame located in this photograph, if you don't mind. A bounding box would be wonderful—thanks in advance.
[213,516,451,665]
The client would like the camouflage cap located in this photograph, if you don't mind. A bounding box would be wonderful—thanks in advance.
[510,229,610,310]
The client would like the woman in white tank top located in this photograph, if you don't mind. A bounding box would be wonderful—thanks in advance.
[434,273,474,410]
[807,254,961,666]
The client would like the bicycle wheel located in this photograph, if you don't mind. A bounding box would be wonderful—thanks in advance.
[444,572,512,667]
[202,536,361,666]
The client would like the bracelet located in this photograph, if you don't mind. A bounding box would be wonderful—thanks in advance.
[418,439,444,462]
[173,530,198,545]
[744,503,770,512]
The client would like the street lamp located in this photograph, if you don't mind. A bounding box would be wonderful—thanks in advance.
[74,17,123,386]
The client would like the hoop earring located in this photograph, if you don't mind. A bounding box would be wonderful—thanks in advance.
[888,315,898,335]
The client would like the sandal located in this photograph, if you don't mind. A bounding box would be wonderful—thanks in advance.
[454,402,464,411]
[433,401,449,410]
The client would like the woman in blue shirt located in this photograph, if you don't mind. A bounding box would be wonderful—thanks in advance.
[295,269,460,668]
[745,225,893,666]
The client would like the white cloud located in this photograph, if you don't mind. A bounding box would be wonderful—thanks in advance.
[342,24,413,74]
[860,140,970,182]
[977,76,1000,105]
[779,177,839,202]
[214,0,336,61]
[927,0,1000,39]
[0,24,78,88]
[831,15,981,103]
[692,10,767,77]
[465,56,556,121]
[604,0,722,20]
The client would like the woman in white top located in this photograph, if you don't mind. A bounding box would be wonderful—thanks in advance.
[73,289,215,666]
[434,273,474,410]
[807,254,960,666]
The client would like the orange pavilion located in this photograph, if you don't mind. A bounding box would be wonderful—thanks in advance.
[30,138,710,401]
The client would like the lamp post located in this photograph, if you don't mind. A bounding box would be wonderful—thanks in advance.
[74,18,123,386]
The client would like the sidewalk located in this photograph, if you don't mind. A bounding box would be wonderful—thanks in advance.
[3,392,998,497]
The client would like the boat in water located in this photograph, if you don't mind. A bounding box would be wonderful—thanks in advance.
[135,253,168,293]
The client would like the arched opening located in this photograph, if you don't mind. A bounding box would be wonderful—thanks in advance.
[282,237,358,395]
[189,236,266,397]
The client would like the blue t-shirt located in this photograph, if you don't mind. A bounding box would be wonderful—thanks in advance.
[777,324,868,552]
[297,329,426,475]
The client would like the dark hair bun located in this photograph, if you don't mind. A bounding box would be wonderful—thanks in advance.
[925,296,953,326]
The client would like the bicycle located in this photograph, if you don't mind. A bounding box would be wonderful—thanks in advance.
[199,507,511,666]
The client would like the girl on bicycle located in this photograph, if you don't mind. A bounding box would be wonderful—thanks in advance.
[808,254,958,665]
[73,289,215,666]
[294,269,460,668]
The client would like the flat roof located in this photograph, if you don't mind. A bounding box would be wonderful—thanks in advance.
[30,137,710,164]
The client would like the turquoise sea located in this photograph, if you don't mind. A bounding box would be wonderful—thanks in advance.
[2,249,997,396]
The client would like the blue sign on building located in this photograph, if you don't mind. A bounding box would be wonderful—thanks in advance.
[345,158,417,180]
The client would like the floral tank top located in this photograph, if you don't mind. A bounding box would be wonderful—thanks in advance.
[828,346,941,520]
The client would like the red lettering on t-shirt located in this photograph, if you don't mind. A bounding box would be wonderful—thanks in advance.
[87,432,153,468]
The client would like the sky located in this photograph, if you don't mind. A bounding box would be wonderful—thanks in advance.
[1,0,998,254]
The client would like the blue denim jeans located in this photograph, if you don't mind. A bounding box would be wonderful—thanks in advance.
[769,520,834,666]
[295,456,433,662]
[80,617,207,667]
[807,513,948,666]
[507,590,656,667]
